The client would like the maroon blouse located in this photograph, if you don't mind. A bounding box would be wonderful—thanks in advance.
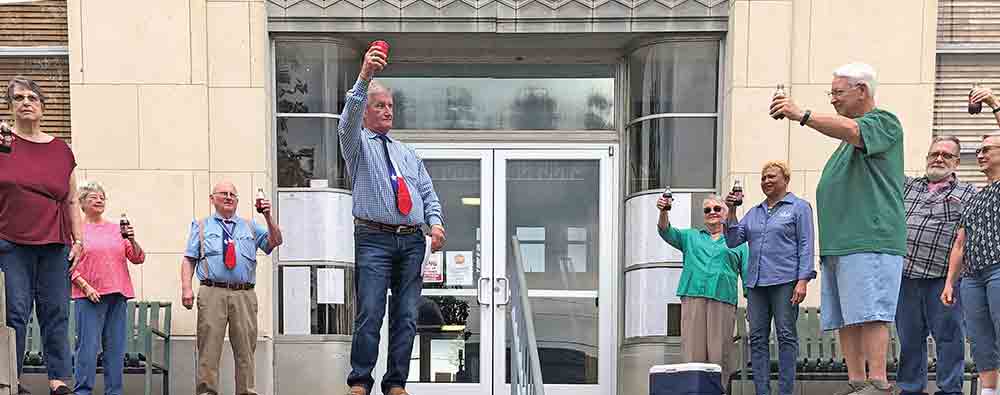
[0,134,77,245]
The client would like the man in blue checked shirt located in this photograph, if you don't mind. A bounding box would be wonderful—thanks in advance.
[725,160,816,395]
[342,44,446,395]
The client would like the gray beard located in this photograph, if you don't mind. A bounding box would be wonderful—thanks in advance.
[926,167,953,182]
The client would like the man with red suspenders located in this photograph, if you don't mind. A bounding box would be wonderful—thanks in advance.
[180,181,283,395]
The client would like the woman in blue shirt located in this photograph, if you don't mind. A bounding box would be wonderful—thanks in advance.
[725,160,816,395]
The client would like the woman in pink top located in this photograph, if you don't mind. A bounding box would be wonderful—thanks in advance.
[71,182,144,395]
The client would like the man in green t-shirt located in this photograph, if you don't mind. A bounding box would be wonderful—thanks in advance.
[770,62,905,395]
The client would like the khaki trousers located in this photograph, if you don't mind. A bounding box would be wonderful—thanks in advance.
[196,286,258,395]
[680,296,736,381]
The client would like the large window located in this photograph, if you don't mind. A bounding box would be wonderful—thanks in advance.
[380,64,614,131]
[275,41,359,189]
[623,39,720,341]
[627,40,719,193]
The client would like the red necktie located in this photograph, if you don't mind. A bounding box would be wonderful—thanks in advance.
[223,221,237,270]
[224,240,236,270]
[396,176,413,215]
[379,135,413,215]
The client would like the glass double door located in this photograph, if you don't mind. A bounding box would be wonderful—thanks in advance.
[381,147,616,395]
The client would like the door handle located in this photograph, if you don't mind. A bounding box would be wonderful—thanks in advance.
[477,277,491,306]
[495,277,511,306]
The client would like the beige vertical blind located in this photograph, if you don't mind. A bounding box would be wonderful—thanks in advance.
[935,1,1000,186]
[0,0,70,143]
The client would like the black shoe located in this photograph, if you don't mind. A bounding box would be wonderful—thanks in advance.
[49,385,73,395]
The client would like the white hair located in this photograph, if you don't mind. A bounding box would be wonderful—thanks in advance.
[833,62,878,97]
[703,194,725,206]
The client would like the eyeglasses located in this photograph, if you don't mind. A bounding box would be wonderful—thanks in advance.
[926,152,959,160]
[11,94,40,103]
[703,206,724,214]
[213,192,239,199]
[825,85,861,98]
[976,145,1000,156]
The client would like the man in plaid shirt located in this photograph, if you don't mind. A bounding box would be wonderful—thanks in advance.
[896,136,977,395]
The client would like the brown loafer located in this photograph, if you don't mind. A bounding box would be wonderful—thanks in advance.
[348,385,367,395]
[387,387,410,395]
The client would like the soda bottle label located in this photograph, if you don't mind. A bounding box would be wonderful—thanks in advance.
[970,84,983,115]
[120,215,130,239]
[255,189,266,214]
[732,181,744,206]
[772,84,786,120]
[661,188,672,210]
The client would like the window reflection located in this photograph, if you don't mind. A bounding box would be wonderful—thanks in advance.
[628,118,717,193]
[275,42,359,114]
[277,265,356,335]
[378,63,614,130]
[423,160,483,290]
[505,298,599,384]
[507,160,600,291]
[276,117,349,189]
[629,41,719,118]
[410,296,482,383]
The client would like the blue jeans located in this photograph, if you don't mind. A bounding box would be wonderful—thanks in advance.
[347,225,425,395]
[895,278,965,395]
[73,293,128,395]
[746,281,798,395]
[962,265,1000,372]
[0,240,72,380]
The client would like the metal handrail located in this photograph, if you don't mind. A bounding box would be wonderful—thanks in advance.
[509,237,545,395]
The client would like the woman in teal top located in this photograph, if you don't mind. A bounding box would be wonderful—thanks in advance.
[657,193,748,381]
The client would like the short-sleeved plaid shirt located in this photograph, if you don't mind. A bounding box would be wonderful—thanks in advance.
[902,175,978,279]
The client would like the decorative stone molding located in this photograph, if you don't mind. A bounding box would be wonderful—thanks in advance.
[266,0,728,32]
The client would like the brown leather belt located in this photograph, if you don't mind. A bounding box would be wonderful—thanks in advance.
[201,280,255,290]
[354,218,421,235]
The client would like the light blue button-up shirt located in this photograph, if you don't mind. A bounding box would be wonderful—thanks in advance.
[725,192,816,288]
[183,213,272,284]
[338,77,444,227]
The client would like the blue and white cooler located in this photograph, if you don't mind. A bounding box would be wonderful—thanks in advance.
[649,363,724,395]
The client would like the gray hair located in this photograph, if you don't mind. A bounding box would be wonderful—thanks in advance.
[78,181,106,205]
[367,80,391,101]
[931,135,962,155]
[833,62,878,97]
[5,76,46,106]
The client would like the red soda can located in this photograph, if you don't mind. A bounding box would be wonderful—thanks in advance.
[370,40,390,59]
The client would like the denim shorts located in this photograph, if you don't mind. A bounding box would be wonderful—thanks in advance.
[820,253,903,331]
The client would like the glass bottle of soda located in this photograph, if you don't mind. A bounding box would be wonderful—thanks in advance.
[255,188,266,214]
[731,180,744,207]
[970,83,983,115]
[0,121,13,154]
[772,84,786,120]
[120,213,131,239]
[661,186,673,211]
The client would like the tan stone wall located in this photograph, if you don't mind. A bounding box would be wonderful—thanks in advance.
[68,0,272,336]
[725,0,937,307]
